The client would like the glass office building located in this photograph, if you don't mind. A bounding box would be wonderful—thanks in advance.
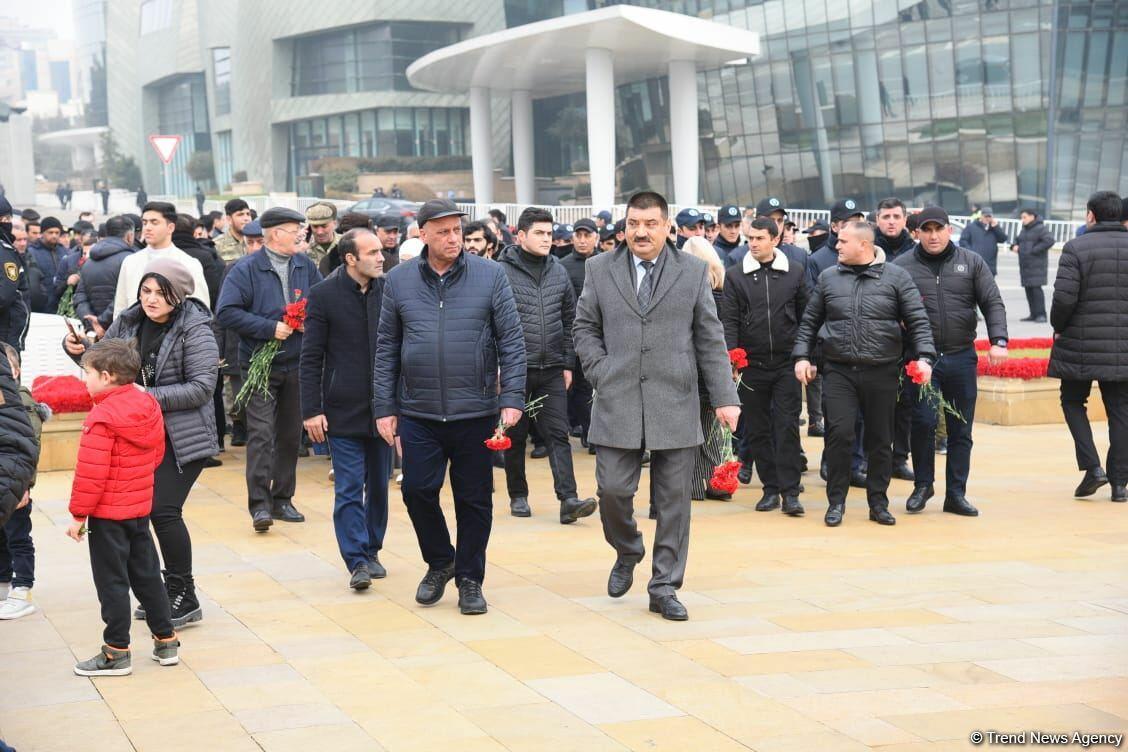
[515,0,1128,219]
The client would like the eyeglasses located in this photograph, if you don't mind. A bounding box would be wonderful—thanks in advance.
[274,225,307,236]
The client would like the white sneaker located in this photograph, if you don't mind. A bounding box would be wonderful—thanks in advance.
[0,587,36,620]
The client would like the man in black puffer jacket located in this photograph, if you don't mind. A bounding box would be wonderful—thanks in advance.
[793,221,935,528]
[172,214,225,311]
[0,354,36,528]
[893,207,1008,517]
[721,217,809,517]
[75,216,136,330]
[497,207,597,525]
[1012,209,1056,322]
[558,218,599,448]
[1049,191,1128,503]
[373,199,526,616]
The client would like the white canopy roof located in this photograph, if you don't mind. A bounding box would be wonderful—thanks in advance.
[407,5,761,97]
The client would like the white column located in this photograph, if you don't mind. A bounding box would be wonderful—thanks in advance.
[668,59,699,206]
[469,86,494,205]
[585,47,615,209]
[511,89,535,205]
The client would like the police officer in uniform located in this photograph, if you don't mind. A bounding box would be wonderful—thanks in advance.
[0,199,29,350]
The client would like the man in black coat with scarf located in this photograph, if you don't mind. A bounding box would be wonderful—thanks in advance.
[301,229,392,589]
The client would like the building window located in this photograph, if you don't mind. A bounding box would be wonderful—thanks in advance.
[291,22,464,96]
[155,74,211,197]
[216,130,234,189]
[212,48,231,116]
[140,0,173,34]
[288,107,470,179]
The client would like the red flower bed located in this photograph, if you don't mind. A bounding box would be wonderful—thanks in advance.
[974,338,1052,380]
[31,375,93,414]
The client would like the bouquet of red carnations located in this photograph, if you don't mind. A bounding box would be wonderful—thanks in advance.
[483,394,547,450]
[905,361,965,422]
[708,419,743,495]
[236,290,307,408]
[728,348,751,390]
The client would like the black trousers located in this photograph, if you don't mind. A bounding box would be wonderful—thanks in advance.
[1025,286,1046,318]
[151,445,205,580]
[213,379,227,448]
[823,362,899,509]
[244,367,302,515]
[805,376,823,423]
[893,376,915,465]
[505,368,579,501]
[739,365,803,496]
[567,359,593,441]
[400,414,495,584]
[1061,379,1128,484]
[88,516,174,647]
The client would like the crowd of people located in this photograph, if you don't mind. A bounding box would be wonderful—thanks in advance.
[0,185,1126,677]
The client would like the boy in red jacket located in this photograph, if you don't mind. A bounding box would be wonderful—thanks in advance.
[67,339,179,676]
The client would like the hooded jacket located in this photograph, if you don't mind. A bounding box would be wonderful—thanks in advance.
[75,236,134,327]
[69,383,165,521]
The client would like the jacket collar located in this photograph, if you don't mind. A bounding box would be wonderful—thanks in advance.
[608,241,683,315]
[835,247,887,277]
[91,382,139,405]
[418,246,466,284]
[742,249,789,275]
[1084,222,1128,234]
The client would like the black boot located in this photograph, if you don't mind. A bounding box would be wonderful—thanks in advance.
[559,497,597,524]
[1112,484,1127,502]
[906,484,934,513]
[1075,467,1109,498]
[781,495,804,516]
[755,493,781,512]
[891,462,915,481]
[824,503,844,527]
[869,506,896,525]
[272,502,305,523]
[943,494,979,516]
[510,497,532,517]
[850,469,868,488]
[166,573,202,628]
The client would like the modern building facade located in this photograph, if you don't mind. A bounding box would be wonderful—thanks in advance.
[103,0,509,198]
[97,0,1126,220]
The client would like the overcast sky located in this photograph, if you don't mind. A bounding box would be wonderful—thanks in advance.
[6,0,75,39]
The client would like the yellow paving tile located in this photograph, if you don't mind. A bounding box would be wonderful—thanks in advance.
[768,608,954,631]
[0,700,135,752]
[253,724,384,752]
[667,640,872,676]
[466,635,604,679]
[122,709,262,752]
[468,703,628,751]
[600,716,751,751]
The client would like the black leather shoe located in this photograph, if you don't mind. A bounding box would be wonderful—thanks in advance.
[457,579,488,615]
[252,509,273,532]
[906,484,934,513]
[648,502,656,520]
[349,563,371,590]
[415,564,455,605]
[510,497,532,517]
[1113,484,1127,502]
[755,493,781,512]
[808,420,825,438]
[1075,467,1109,498]
[782,495,804,516]
[203,456,223,468]
[705,488,732,501]
[570,425,583,438]
[737,466,753,485]
[824,504,844,527]
[943,495,979,516]
[936,436,947,454]
[800,453,808,473]
[560,497,597,524]
[850,470,868,488]
[869,507,896,525]
[272,502,305,523]
[588,445,597,455]
[368,554,387,579]
[530,444,549,459]
[641,451,651,466]
[1032,315,1047,323]
[607,559,636,598]
[491,452,506,469]
[892,462,915,481]
[649,594,688,621]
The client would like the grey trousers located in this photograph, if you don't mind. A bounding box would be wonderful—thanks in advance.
[595,445,696,598]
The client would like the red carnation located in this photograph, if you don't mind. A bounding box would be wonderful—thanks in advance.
[728,348,750,370]
[484,431,512,451]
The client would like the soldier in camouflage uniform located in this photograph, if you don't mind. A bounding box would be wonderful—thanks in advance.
[214,198,252,262]
[305,202,340,274]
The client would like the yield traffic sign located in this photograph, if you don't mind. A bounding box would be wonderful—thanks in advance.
[148,134,182,164]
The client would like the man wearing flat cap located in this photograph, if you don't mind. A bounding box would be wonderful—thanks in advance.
[373,215,402,273]
[373,198,526,616]
[305,202,339,273]
[217,207,323,533]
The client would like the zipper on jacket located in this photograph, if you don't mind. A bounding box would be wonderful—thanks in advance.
[935,265,946,353]
[765,270,774,358]
[438,279,448,421]
[536,267,548,370]
[852,274,864,354]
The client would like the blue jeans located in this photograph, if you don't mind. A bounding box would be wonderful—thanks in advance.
[0,500,34,589]
[327,436,393,572]
[910,347,978,496]
[399,415,494,584]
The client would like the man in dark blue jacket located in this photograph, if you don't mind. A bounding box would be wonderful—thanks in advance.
[75,216,135,330]
[301,229,390,590]
[216,207,323,532]
[28,216,68,313]
[958,207,1008,275]
[373,199,526,616]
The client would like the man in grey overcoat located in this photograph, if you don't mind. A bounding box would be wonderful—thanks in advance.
[573,191,740,621]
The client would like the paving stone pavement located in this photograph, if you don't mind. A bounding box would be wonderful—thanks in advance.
[1,423,1126,751]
